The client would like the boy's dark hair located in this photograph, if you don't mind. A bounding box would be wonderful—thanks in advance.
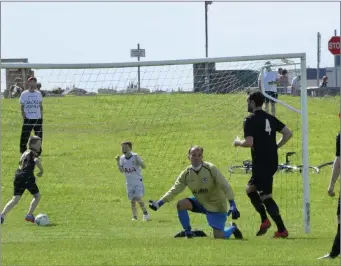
[121,141,132,149]
[248,91,265,107]
[281,69,288,75]
[188,145,204,155]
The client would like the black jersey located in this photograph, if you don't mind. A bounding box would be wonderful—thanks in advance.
[16,149,37,177]
[243,110,285,169]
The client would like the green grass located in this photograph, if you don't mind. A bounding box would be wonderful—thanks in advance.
[1,93,340,265]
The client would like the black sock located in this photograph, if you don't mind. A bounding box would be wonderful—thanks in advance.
[247,192,268,223]
[263,198,286,232]
[330,224,340,257]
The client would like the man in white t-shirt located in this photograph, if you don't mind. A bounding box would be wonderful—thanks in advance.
[258,62,278,116]
[291,74,301,96]
[19,76,43,155]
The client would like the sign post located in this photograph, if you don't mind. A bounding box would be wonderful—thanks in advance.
[328,34,340,86]
[130,44,146,92]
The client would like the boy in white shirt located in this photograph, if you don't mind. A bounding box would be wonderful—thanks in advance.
[116,141,150,221]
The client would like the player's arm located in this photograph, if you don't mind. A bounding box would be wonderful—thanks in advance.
[115,156,124,173]
[136,154,146,169]
[212,166,234,200]
[212,165,240,219]
[149,170,187,211]
[234,117,254,148]
[34,157,43,177]
[275,118,293,149]
[19,95,26,119]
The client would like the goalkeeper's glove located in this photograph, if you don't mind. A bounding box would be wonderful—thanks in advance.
[149,200,164,211]
[227,200,240,220]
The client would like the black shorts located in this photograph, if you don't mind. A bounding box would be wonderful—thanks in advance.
[13,174,39,196]
[248,167,277,196]
[264,91,278,103]
[337,196,340,217]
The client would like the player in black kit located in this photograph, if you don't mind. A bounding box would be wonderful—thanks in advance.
[1,135,43,224]
[318,130,340,259]
[234,91,293,238]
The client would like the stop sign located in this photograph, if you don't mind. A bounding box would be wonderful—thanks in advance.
[328,36,340,55]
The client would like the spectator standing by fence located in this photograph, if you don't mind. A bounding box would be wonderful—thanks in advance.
[19,76,43,156]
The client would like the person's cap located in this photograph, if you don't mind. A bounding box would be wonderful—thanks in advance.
[27,76,37,82]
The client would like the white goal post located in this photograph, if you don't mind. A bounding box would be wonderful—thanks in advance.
[0,52,310,233]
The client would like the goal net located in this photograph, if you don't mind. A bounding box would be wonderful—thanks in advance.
[0,53,309,235]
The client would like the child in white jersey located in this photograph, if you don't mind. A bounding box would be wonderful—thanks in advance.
[116,141,150,221]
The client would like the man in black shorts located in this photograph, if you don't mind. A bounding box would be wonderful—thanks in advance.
[1,135,44,224]
[233,91,293,238]
[318,130,340,259]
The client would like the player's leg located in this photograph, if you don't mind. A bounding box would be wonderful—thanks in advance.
[206,212,237,240]
[176,197,206,238]
[246,176,270,236]
[318,197,340,259]
[329,197,340,257]
[1,180,25,223]
[259,175,288,237]
[134,181,149,221]
[33,119,43,155]
[26,181,41,223]
[127,184,137,220]
[19,119,33,154]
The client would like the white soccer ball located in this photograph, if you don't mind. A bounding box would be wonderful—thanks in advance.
[35,214,50,226]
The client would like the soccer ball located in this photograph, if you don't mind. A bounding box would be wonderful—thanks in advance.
[35,214,50,226]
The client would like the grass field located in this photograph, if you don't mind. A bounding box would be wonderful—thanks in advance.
[1,93,340,265]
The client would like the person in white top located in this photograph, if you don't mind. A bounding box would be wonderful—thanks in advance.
[19,76,43,155]
[291,74,301,96]
[258,61,278,116]
[115,141,150,221]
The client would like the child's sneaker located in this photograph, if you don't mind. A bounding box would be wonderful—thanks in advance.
[25,214,35,223]
[132,216,138,221]
[142,214,150,221]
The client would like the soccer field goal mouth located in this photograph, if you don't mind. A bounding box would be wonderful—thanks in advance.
[0,52,310,234]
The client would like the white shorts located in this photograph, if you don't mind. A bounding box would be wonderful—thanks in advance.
[126,179,145,200]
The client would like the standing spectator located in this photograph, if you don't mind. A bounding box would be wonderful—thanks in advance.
[10,78,23,98]
[277,68,283,78]
[37,82,46,97]
[291,74,301,96]
[19,76,43,156]
[319,76,328,88]
[279,69,290,94]
[258,61,278,117]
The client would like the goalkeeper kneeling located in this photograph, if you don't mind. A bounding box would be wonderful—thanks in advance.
[149,145,243,239]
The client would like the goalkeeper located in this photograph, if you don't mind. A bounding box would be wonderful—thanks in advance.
[149,146,242,239]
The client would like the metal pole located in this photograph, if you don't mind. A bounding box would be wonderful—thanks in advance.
[317,32,321,87]
[205,2,208,58]
[137,43,140,92]
[205,2,209,91]
[334,29,338,87]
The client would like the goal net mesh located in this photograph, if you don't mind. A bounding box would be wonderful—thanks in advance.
[1,55,305,237]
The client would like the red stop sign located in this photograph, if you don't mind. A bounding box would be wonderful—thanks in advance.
[328,36,340,55]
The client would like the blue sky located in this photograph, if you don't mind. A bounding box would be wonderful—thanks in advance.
[1,1,340,91]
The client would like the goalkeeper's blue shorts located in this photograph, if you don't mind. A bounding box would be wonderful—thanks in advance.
[187,196,227,231]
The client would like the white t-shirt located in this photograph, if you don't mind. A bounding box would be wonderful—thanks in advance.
[19,90,43,119]
[119,152,144,184]
[291,76,301,90]
[258,71,278,92]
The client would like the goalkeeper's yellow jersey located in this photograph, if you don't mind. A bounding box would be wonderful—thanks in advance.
[160,162,235,213]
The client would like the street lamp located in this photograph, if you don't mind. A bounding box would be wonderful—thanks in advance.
[205,1,212,58]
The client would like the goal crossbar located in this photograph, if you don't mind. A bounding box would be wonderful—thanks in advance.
[0,53,306,70]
